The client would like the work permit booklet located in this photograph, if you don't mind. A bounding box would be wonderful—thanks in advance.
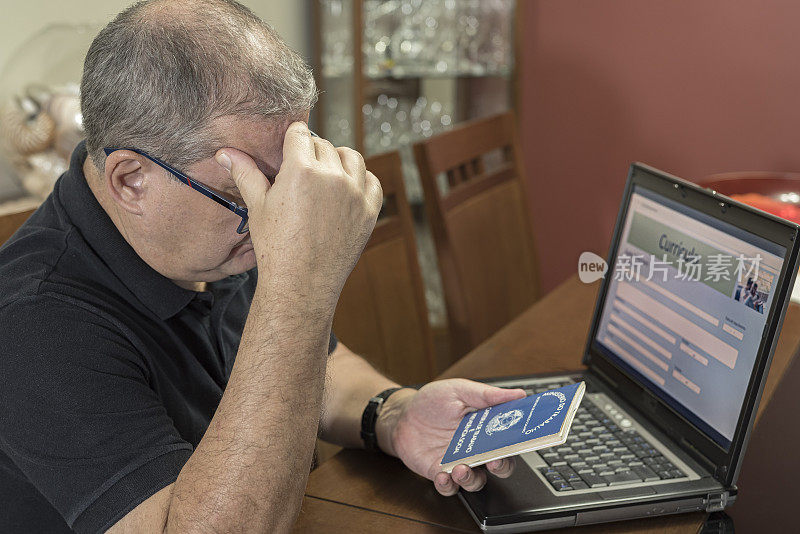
[440,382,586,473]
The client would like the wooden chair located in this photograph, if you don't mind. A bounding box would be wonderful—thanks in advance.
[316,151,437,466]
[413,112,541,359]
[332,150,436,385]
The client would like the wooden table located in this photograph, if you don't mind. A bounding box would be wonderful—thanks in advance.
[295,275,800,533]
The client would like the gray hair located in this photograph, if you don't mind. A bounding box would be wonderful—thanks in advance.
[81,0,318,173]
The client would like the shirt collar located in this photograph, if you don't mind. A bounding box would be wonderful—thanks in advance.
[56,141,200,319]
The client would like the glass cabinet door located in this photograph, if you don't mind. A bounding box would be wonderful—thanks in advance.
[313,0,516,332]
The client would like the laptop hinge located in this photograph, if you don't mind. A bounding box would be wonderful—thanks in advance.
[703,491,730,512]
[677,437,719,476]
[587,365,618,391]
[714,464,729,481]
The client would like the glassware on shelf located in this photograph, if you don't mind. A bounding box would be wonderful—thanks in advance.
[477,0,514,75]
[317,0,515,192]
[363,94,453,154]
[361,0,513,78]
[363,0,401,77]
[320,77,356,148]
[316,0,515,161]
[320,0,355,77]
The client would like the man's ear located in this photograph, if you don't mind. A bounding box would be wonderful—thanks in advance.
[103,150,152,215]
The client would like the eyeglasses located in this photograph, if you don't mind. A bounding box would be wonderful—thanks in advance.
[103,131,320,235]
[103,146,250,234]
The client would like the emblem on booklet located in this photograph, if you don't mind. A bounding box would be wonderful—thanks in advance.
[485,409,523,436]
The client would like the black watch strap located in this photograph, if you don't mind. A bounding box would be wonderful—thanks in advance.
[360,387,404,452]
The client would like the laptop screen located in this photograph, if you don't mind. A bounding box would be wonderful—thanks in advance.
[594,185,787,450]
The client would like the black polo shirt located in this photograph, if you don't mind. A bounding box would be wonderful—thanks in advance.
[0,142,337,533]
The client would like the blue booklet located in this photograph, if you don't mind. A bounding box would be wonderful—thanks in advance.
[440,382,586,473]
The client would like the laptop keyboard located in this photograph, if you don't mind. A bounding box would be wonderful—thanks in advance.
[507,381,687,491]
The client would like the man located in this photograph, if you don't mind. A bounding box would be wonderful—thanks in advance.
[734,277,752,302]
[744,283,758,310]
[0,1,526,532]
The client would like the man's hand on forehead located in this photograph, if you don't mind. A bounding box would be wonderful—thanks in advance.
[214,121,382,308]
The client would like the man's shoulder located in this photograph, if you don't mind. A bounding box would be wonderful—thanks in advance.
[0,204,125,321]
[0,205,74,306]
[0,292,113,336]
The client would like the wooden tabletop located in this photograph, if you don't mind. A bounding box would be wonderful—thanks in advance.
[297,275,800,533]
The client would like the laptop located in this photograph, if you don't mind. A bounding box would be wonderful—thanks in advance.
[459,163,800,532]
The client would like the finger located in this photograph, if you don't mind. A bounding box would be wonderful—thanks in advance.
[313,136,344,173]
[452,379,527,410]
[215,148,269,208]
[482,385,527,406]
[365,171,383,215]
[336,146,366,187]
[451,464,487,493]
[281,121,315,167]
[434,472,459,497]
[485,456,516,479]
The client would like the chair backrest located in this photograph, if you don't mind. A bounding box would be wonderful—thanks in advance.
[413,112,541,358]
[332,150,435,384]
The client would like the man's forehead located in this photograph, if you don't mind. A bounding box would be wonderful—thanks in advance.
[181,116,293,195]
[213,115,293,173]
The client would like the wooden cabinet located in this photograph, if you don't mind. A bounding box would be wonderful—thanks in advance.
[311,0,517,204]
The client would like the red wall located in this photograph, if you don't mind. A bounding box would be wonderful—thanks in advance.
[519,0,800,292]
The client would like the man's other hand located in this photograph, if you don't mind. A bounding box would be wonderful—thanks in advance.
[378,379,527,496]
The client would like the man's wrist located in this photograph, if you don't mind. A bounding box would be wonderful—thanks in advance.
[253,278,335,320]
[374,388,417,457]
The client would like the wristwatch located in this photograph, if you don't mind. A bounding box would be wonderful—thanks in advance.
[360,387,404,452]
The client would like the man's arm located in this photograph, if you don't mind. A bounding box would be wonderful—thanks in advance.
[108,285,331,534]
[318,342,413,451]
[318,343,528,496]
[108,123,382,533]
